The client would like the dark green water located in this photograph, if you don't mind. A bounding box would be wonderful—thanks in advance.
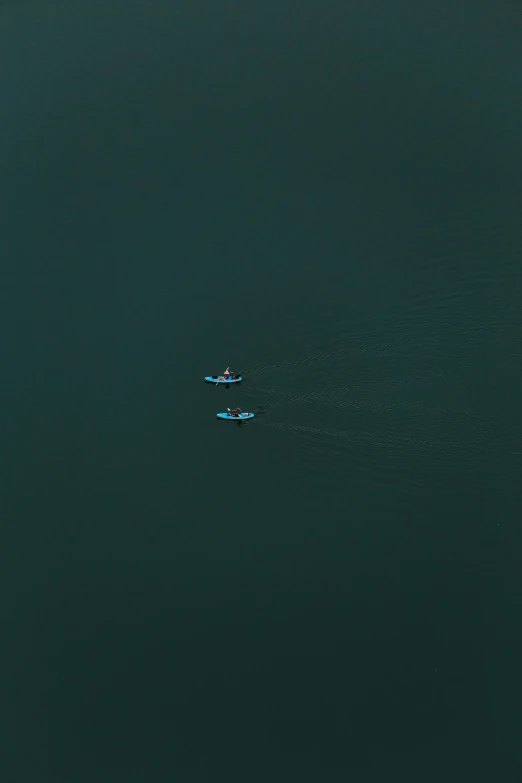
[2,1,522,780]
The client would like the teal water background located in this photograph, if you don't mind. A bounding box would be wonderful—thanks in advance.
[2,1,522,780]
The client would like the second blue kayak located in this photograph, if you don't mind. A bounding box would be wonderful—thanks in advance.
[216,412,254,420]
[205,375,242,384]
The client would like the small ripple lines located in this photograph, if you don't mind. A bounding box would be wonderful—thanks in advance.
[243,338,398,376]
[259,420,402,450]
[245,383,447,420]
[257,417,487,469]
[243,308,494,381]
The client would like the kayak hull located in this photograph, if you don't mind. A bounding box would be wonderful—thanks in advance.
[216,412,254,420]
[205,375,242,384]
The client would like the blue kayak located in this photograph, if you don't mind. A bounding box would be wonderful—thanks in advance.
[217,412,254,420]
[205,375,242,384]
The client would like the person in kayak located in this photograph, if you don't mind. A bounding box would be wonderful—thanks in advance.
[230,407,243,417]
[223,368,233,380]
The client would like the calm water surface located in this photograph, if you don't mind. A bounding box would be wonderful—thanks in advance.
[2,1,522,780]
